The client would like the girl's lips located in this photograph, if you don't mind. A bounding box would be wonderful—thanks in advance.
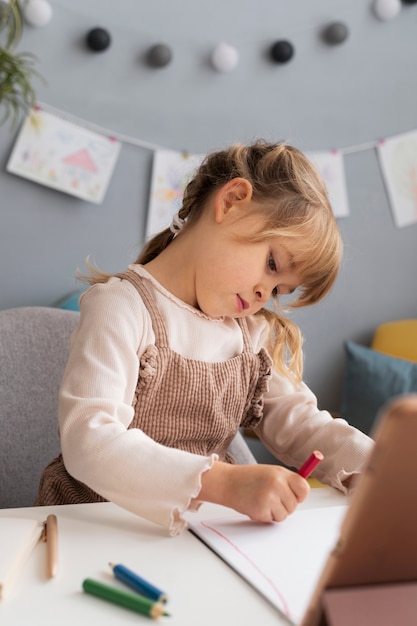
[236,295,250,312]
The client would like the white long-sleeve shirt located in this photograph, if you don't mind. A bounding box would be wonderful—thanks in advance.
[59,265,373,535]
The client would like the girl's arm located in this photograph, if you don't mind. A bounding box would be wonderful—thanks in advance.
[247,316,374,493]
[58,279,218,535]
[257,371,373,492]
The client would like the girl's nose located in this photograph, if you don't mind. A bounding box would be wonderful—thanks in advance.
[254,285,269,303]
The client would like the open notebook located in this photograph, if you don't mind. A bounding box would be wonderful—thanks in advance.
[189,394,417,626]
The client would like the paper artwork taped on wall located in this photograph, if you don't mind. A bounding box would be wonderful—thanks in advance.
[306,150,350,218]
[377,131,417,228]
[6,107,121,204]
[146,149,204,239]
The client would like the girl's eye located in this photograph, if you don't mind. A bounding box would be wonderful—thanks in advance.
[268,255,279,299]
[268,254,277,272]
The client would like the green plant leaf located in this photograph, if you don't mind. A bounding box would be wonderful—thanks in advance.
[0,1,45,129]
[0,0,23,50]
[0,46,45,129]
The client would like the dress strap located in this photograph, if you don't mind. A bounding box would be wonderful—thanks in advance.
[237,316,254,353]
[115,269,169,346]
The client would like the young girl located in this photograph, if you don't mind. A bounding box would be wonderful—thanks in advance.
[36,141,373,535]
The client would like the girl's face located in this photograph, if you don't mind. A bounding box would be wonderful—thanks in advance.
[193,212,302,319]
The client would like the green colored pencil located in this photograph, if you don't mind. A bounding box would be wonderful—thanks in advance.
[82,578,170,619]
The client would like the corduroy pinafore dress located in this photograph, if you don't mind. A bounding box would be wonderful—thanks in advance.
[35,269,272,506]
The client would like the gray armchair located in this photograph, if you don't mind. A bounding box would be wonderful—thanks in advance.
[0,306,255,509]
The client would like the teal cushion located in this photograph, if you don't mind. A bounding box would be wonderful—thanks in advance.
[55,291,84,311]
[340,341,417,435]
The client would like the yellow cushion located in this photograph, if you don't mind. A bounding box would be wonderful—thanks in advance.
[371,320,417,363]
[307,477,328,488]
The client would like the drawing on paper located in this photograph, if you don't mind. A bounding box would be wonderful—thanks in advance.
[146,149,204,239]
[6,107,121,204]
[306,150,350,218]
[377,132,417,228]
[189,506,347,625]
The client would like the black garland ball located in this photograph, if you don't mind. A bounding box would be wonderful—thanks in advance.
[402,0,417,4]
[86,27,111,52]
[270,40,294,64]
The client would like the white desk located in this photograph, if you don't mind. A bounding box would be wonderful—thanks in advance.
[0,488,346,626]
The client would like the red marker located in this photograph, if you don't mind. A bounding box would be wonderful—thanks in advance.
[297,450,324,479]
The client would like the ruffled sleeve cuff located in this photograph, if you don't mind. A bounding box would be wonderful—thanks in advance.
[168,453,218,536]
[332,469,360,495]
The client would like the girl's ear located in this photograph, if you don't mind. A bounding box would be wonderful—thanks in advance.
[214,178,253,223]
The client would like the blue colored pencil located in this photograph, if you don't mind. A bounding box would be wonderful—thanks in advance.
[109,563,168,603]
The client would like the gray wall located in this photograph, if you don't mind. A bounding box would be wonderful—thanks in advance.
[1,0,417,416]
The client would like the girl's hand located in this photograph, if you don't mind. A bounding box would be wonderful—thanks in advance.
[198,461,310,523]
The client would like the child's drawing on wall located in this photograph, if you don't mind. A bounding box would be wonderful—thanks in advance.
[306,150,350,218]
[6,107,121,204]
[377,131,417,228]
[146,149,204,239]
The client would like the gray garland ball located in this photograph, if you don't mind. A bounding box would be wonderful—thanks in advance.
[147,44,173,68]
[322,22,349,45]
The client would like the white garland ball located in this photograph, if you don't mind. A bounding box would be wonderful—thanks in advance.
[211,43,239,72]
[373,0,402,20]
[24,0,53,27]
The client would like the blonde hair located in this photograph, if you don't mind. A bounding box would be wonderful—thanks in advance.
[82,140,342,382]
